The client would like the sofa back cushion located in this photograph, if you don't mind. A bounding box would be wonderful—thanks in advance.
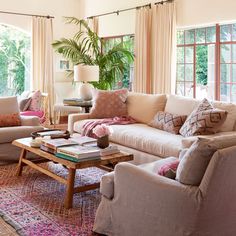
[176,134,236,186]
[213,101,236,132]
[90,89,128,119]
[127,93,167,124]
[165,95,200,116]
[0,96,21,127]
[165,95,236,132]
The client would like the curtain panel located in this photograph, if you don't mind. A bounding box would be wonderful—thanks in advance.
[152,3,176,94]
[134,2,176,94]
[32,17,54,124]
[133,7,152,93]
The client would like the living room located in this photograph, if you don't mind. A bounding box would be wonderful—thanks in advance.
[1,0,236,235]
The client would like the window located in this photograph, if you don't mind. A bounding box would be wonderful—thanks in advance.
[176,23,236,102]
[102,35,134,90]
[0,24,31,97]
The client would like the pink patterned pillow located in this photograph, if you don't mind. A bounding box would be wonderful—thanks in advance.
[0,113,21,127]
[28,90,42,112]
[90,89,128,118]
[158,160,180,179]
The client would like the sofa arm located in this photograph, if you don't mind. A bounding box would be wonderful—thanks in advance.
[20,116,40,126]
[68,113,90,133]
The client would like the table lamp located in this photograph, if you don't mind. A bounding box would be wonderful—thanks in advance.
[74,64,99,101]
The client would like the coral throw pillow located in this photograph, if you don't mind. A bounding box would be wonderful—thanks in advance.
[90,89,128,118]
[158,160,180,179]
[149,111,187,134]
[0,113,21,127]
[179,98,228,137]
[28,90,42,112]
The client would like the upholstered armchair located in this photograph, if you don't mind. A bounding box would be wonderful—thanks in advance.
[0,96,43,162]
[93,145,236,236]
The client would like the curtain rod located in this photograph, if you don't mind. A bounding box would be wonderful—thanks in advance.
[87,0,173,19]
[0,10,54,19]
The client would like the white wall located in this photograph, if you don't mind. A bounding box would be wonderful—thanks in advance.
[0,0,81,101]
[79,0,236,37]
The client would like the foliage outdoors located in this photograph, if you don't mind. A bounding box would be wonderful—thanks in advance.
[52,17,134,90]
[0,25,30,96]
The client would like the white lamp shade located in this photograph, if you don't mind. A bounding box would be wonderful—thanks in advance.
[74,64,99,82]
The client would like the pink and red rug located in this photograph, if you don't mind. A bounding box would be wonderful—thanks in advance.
[0,163,106,236]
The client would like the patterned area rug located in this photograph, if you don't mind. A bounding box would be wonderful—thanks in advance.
[0,163,106,236]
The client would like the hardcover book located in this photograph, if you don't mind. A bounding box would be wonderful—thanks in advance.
[41,138,77,151]
[55,153,100,163]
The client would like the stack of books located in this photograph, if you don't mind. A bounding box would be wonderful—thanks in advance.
[40,138,78,154]
[40,136,120,163]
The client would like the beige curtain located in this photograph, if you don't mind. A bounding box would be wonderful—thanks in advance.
[152,2,176,94]
[133,7,152,93]
[32,17,54,124]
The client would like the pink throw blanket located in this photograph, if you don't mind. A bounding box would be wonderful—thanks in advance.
[82,116,136,138]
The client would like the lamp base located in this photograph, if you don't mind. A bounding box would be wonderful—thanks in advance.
[79,83,93,101]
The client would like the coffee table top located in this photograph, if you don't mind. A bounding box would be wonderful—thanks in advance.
[12,138,133,169]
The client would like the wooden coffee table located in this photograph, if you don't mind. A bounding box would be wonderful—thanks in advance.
[13,138,133,209]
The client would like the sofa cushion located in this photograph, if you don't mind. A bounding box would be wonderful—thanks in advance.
[127,93,167,124]
[28,90,42,112]
[177,133,236,186]
[179,98,228,137]
[0,126,43,144]
[90,89,128,118]
[149,111,187,134]
[74,120,183,157]
[213,101,236,132]
[165,95,200,116]
[0,96,20,114]
[18,97,32,112]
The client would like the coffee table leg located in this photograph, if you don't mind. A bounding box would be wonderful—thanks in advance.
[64,168,76,209]
[16,149,27,176]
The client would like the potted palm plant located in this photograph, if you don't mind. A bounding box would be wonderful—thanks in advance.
[52,17,134,90]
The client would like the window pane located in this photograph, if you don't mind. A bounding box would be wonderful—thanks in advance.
[220,25,231,42]
[206,26,216,43]
[221,44,231,63]
[196,45,208,85]
[232,64,236,83]
[220,83,230,102]
[221,64,231,83]
[185,64,193,81]
[232,84,236,102]
[176,82,185,96]
[232,44,236,63]
[232,24,236,41]
[185,46,194,63]
[196,28,205,43]
[185,82,194,98]
[177,65,184,81]
[185,30,195,44]
[177,47,184,63]
[177,31,184,44]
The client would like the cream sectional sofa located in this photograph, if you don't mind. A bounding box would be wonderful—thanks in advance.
[68,93,236,164]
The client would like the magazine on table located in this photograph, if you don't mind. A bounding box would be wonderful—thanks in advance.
[69,135,97,146]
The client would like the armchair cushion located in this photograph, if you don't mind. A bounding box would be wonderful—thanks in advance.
[0,126,43,144]
[20,116,40,126]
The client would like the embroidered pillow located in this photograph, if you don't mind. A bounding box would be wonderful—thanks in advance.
[179,98,228,137]
[0,113,21,127]
[28,90,42,112]
[149,111,187,134]
[18,97,32,112]
[90,89,128,118]
[158,159,180,179]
